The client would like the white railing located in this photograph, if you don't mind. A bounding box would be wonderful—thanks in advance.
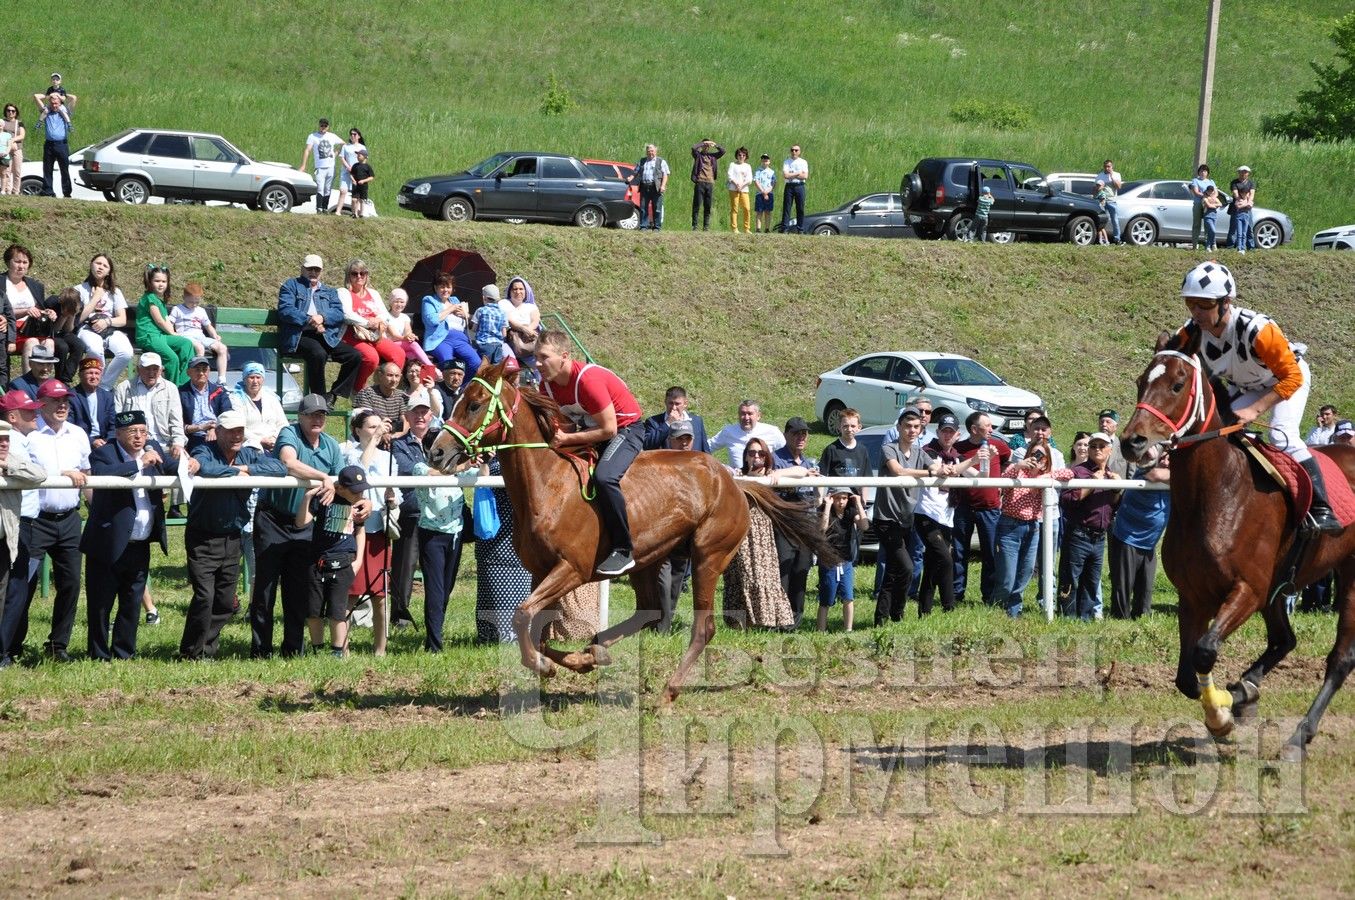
[0,473,1166,624]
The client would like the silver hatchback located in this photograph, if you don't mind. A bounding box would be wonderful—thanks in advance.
[81,128,317,212]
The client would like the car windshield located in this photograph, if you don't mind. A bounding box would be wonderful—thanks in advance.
[226,346,280,380]
[468,153,514,177]
[921,357,1004,387]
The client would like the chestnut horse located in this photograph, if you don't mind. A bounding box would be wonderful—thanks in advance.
[1121,333,1355,759]
[427,361,837,703]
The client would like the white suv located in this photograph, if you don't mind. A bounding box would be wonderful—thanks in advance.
[81,128,316,212]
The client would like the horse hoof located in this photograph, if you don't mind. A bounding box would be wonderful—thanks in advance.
[1278,742,1305,764]
[1204,706,1235,739]
[589,644,612,667]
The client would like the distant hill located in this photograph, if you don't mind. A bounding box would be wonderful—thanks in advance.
[10,0,1355,237]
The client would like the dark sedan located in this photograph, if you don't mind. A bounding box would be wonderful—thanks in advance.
[788,192,914,237]
[397,151,637,227]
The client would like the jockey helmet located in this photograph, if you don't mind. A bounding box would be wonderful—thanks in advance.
[1180,261,1236,301]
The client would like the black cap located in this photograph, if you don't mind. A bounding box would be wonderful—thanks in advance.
[337,465,368,491]
[115,410,147,428]
[784,416,810,434]
[442,358,467,372]
[1098,409,1119,422]
[937,414,960,430]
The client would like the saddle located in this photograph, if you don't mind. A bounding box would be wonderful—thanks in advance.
[1240,437,1355,529]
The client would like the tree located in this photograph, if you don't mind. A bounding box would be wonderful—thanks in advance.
[1262,12,1355,142]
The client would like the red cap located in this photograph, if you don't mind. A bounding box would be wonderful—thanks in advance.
[0,390,42,411]
[36,379,72,400]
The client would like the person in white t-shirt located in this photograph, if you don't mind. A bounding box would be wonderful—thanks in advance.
[726,147,753,234]
[169,282,228,382]
[336,127,367,215]
[300,118,343,213]
[710,400,785,469]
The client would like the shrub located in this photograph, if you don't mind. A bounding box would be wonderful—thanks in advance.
[540,72,575,117]
[949,99,1031,130]
[1262,12,1355,142]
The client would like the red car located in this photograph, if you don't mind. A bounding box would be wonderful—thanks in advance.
[583,159,641,229]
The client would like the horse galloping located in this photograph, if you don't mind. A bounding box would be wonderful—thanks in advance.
[1121,332,1355,759]
[427,361,837,703]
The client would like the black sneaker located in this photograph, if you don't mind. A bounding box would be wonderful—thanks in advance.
[146,610,161,626]
[596,550,636,576]
[0,656,14,669]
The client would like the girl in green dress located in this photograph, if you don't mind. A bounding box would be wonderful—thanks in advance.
[135,264,195,385]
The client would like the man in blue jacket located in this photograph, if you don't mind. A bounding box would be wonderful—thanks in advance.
[277,254,362,406]
[179,356,233,451]
[69,356,115,448]
[81,409,196,660]
[183,408,287,660]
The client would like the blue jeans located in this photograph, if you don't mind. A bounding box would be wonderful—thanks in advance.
[1059,525,1105,620]
[818,562,855,608]
[1203,212,1218,248]
[1232,208,1254,249]
[639,185,664,230]
[1106,201,1120,242]
[952,505,1000,605]
[907,527,924,598]
[994,516,1040,617]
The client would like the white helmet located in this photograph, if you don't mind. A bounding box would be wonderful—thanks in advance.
[1180,261,1236,300]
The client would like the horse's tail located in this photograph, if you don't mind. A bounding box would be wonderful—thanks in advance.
[739,482,842,567]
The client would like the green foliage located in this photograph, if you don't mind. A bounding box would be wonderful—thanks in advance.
[950,98,1032,130]
[540,72,576,117]
[1262,11,1355,141]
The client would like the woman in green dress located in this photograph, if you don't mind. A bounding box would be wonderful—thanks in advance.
[135,264,195,385]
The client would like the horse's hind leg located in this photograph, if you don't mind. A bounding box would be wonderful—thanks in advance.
[1231,595,1300,722]
[1282,561,1355,761]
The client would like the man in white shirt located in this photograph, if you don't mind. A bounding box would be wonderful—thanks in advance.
[1307,405,1338,446]
[19,379,90,661]
[710,400,785,470]
[300,118,342,214]
[780,144,809,233]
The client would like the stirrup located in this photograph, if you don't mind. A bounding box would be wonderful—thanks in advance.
[1307,506,1343,536]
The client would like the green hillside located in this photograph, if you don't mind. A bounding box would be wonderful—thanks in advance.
[5,199,1353,443]
[11,0,1355,237]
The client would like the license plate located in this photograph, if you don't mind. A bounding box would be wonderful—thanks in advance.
[397,194,409,206]
[1006,418,1024,431]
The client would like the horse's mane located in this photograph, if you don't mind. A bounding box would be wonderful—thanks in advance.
[519,384,564,437]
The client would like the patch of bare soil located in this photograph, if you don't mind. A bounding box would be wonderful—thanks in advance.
[4,706,1353,897]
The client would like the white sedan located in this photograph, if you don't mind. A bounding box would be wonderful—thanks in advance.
[814,351,1043,435]
[1313,224,1355,251]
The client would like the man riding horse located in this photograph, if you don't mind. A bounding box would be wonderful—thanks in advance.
[1177,260,1342,534]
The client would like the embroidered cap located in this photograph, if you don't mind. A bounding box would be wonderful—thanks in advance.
[115,409,147,428]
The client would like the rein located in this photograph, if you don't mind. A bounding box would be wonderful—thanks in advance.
[440,374,596,500]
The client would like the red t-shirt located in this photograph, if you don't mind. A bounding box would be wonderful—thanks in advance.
[543,361,642,430]
[952,436,1012,510]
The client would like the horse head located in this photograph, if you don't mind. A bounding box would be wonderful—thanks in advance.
[428,358,524,471]
[1120,330,1218,466]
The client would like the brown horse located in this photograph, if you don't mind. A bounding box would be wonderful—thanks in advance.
[427,361,838,703]
[1121,333,1355,759]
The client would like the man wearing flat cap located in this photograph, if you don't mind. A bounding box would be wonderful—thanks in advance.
[183,408,287,660]
[179,356,231,451]
[7,348,58,400]
[81,409,192,660]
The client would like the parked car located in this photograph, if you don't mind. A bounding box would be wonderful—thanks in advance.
[815,351,1043,436]
[779,192,914,237]
[1041,172,1102,198]
[1114,180,1294,249]
[582,159,641,229]
[78,128,316,211]
[20,145,109,200]
[1312,224,1355,251]
[397,151,637,227]
[900,157,1107,245]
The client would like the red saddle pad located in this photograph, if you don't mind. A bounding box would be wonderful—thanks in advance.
[1252,440,1355,528]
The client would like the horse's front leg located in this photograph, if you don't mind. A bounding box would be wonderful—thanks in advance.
[1187,581,1267,738]
[513,564,586,676]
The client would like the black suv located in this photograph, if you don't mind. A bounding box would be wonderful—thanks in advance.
[901,158,1107,245]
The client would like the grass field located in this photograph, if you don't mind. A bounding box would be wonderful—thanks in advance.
[6,3,1355,894]
[12,1,1355,237]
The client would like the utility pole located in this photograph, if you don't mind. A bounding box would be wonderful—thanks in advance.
[1195,0,1222,168]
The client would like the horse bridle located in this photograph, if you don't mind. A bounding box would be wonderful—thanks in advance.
[440,375,548,456]
[1135,350,1218,444]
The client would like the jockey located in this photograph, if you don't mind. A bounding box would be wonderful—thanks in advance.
[536,330,646,574]
[1178,260,1342,534]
